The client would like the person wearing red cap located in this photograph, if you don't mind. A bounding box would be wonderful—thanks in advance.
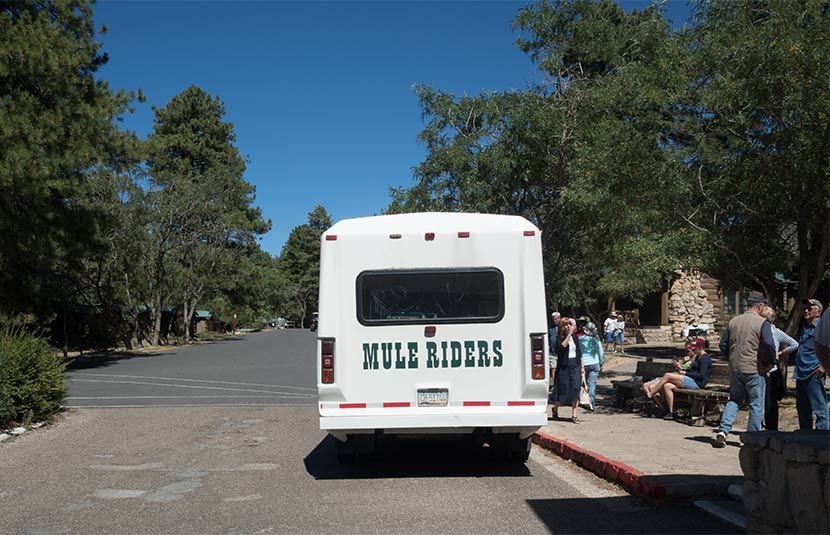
[649,337,713,420]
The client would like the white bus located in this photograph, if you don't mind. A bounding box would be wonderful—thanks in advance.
[316,213,548,461]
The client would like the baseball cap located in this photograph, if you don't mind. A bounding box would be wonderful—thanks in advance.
[685,337,706,351]
[802,298,824,313]
[746,291,767,305]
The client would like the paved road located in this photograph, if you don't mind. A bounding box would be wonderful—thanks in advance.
[0,330,738,534]
[66,330,318,408]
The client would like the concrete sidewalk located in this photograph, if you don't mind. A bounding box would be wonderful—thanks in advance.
[532,354,744,503]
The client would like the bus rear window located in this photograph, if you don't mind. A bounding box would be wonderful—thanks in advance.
[356,268,504,325]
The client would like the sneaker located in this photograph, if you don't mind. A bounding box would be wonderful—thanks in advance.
[662,412,675,420]
[633,395,649,404]
[714,431,727,448]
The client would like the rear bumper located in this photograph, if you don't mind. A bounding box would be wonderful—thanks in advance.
[319,406,546,438]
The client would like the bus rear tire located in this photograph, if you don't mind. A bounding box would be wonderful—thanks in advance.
[510,436,531,462]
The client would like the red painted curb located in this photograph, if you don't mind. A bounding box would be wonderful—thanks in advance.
[533,431,667,503]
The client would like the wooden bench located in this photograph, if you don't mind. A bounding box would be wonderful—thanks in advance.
[611,359,731,426]
[611,360,674,408]
[674,364,730,426]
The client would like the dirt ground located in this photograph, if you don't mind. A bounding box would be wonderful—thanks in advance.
[602,353,804,431]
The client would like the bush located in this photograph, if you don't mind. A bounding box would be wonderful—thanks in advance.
[0,324,67,428]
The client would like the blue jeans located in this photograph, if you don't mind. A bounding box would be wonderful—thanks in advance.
[584,363,600,407]
[795,375,828,430]
[718,372,766,436]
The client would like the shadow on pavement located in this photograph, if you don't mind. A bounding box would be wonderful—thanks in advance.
[684,435,743,449]
[304,434,532,480]
[64,337,247,371]
[527,496,741,534]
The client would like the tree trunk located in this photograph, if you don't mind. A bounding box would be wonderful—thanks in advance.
[150,289,162,346]
[784,218,830,336]
[182,297,199,342]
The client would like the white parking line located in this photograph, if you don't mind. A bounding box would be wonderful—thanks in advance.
[70,378,317,397]
[67,396,304,400]
[64,403,316,408]
[70,373,316,392]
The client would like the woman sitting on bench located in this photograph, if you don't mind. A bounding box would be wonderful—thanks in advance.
[641,346,694,399]
[648,337,713,420]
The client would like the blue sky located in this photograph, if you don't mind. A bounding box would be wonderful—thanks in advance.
[93,0,692,256]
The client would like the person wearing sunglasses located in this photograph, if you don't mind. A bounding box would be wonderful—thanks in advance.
[793,298,828,430]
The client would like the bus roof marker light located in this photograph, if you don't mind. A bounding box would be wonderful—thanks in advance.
[424,232,435,241]
[523,230,536,237]
[325,235,337,241]
[389,233,402,239]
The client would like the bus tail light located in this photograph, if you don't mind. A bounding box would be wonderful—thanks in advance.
[321,339,335,383]
[530,333,545,380]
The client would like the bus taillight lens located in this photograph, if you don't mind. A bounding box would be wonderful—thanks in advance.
[530,334,545,379]
[321,339,335,384]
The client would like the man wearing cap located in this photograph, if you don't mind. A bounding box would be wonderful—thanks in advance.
[714,291,777,447]
[793,298,828,430]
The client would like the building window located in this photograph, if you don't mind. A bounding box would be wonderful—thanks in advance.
[722,289,747,317]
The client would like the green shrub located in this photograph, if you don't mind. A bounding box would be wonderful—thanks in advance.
[0,324,67,428]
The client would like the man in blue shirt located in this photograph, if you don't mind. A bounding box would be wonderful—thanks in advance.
[793,298,828,430]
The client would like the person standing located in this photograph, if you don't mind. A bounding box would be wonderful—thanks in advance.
[714,291,776,447]
[793,298,828,430]
[548,312,561,390]
[759,306,798,430]
[578,322,605,411]
[603,313,616,351]
[613,313,625,352]
[550,317,584,423]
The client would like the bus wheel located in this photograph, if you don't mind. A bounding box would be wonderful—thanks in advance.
[510,436,531,462]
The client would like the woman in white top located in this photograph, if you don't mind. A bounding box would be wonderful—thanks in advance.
[760,305,799,430]
[550,317,585,423]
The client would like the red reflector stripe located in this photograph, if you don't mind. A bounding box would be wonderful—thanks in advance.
[339,403,366,409]
[463,401,490,407]
[457,231,470,238]
[383,402,411,408]
[325,235,337,241]
[523,230,535,236]
[508,401,535,406]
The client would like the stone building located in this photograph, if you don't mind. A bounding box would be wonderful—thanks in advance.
[620,270,720,343]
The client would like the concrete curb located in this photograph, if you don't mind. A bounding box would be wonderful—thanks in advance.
[532,430,668,503]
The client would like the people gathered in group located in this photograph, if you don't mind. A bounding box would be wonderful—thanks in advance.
[548,294,828,437]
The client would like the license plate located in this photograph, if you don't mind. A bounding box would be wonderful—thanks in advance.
[417,388,448,407]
